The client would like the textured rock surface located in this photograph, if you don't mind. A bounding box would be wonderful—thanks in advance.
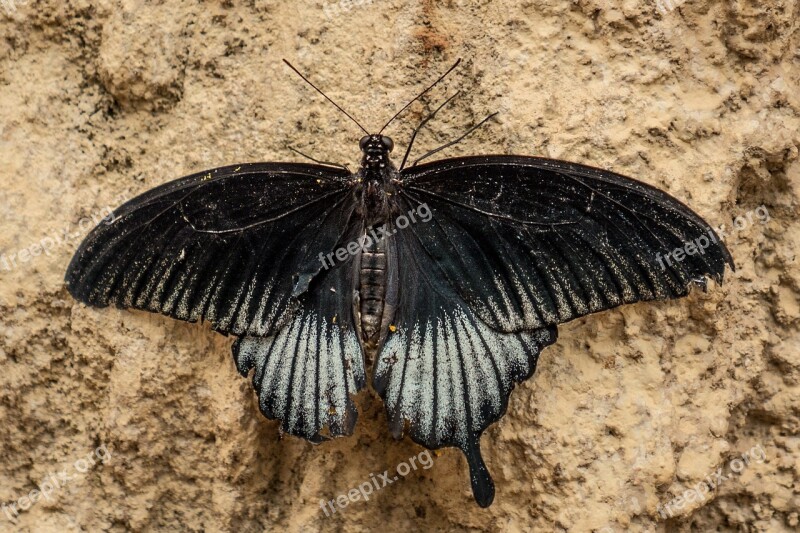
[1,0,798,531]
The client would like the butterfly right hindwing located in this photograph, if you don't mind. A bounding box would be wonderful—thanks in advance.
[374,197,558,507]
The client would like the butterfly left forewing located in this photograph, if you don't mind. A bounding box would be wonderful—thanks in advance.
[66,162,354,337]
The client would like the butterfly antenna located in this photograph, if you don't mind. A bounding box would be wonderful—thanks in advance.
[283,59,370,136]
[412,111,499,167]
[400,91,461,170]
[378,58,462,135]
[286,145,350,172]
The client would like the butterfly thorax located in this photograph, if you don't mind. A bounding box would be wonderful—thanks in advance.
[356,134,398,226]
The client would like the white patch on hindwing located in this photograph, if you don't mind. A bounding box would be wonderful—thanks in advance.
[377,307,538,447]
[237,311,364,437]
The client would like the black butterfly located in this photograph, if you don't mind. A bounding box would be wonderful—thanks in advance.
[65,60,733,507]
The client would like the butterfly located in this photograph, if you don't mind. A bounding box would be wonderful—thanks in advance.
[65,59,733,507]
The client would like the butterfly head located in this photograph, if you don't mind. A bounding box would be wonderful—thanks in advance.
[359,134,395,171]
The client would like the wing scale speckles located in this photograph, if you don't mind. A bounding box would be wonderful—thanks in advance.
[234,313,364,440]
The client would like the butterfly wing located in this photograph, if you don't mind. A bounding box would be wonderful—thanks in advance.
[374,155,733,505]
[67,162,371,439]
[232,220,366,442]
[66,162,355,337]
[398,155,734,332]
[373,220,557,507]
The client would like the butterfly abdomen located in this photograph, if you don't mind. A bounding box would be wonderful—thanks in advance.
[354,227,397,358]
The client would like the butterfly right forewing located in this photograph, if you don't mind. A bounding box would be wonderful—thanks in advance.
[397,155,734,333]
